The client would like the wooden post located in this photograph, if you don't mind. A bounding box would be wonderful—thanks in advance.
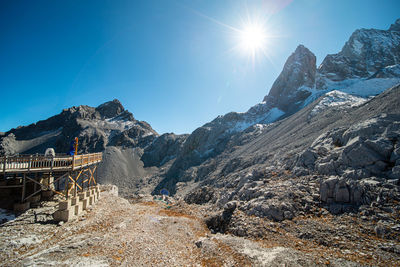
[94,165,98,186]
[34,172,38,193]
[66,171,69,199]
[57,173,60,191]
[3,155,6,177]
[81,169,84,192]
[74,171,77,197]
[21,173,26,202]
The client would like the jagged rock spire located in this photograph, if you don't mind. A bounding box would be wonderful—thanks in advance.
[264,45,316,113]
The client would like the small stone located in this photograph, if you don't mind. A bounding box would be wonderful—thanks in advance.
[195,240,203,248]
[374,225,386,238]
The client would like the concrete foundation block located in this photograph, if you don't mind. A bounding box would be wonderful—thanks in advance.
[13,202,30,212]
[78,192,86,200]
[85,191,91,197]
[88,196,94,206]
[74,202,83,216]
[80,198,89,210]
[71,197,79,206]
[53,209,75,222]
[96,191,100,199]
[90,189,95,195]
[59,199,72,210]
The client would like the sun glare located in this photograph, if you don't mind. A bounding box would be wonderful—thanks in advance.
[239,24,267,53]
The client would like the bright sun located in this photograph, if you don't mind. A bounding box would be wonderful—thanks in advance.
[239,23,267,54]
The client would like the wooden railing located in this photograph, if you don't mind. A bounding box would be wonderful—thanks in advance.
[0,152,102,174]
[72,153,103,170]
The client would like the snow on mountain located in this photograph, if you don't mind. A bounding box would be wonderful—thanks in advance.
[340,77,400,96]
[228,106,285,133]
[310,90,368,117]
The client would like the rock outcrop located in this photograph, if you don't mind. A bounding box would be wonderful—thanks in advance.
[296,113,400,180]
[318,23,400,82]
[264,45,316,114]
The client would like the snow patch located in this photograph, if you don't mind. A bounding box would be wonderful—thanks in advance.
[340,78,400,96]
[352,39,363,55]
[228,107,284,133]
[310,90,368,116]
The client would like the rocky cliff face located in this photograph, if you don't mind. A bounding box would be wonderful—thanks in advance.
[0,99,158,155]
[263,45,316,113]
[318,22,400,82]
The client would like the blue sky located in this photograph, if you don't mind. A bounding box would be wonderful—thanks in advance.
[1,0,399,134]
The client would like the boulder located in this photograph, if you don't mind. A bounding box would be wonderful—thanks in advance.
[334,180,350,203]
[320,176,338,202]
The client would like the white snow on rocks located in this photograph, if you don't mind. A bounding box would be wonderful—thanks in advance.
[229,107,285,133]
[340,78,400,97]
[304,77,400,118]
[310,90,368,116]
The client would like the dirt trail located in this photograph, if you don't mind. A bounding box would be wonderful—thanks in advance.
[0,189,327,266]
[0,190,253,266]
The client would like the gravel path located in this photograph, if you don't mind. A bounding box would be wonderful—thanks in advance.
[5,187,370,266]
[1,188,317,266]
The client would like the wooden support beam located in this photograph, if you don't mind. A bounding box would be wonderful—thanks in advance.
[66,171,70,199]
[21,174,26,202]
[24,187,43,201]
[25,175,44,188]
[0,185,23,188]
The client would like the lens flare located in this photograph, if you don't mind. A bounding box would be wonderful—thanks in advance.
[239,23,267,53]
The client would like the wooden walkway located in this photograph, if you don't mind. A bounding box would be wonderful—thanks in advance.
[0,153,103,210]
[1,153,102,174]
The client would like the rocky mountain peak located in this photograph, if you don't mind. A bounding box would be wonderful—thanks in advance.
[263,44,316,113]
[389,18,400,31]
[96,99,125,119]
[318,19,400,82]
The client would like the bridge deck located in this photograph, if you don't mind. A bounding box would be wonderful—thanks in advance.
[1,153,102,175]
